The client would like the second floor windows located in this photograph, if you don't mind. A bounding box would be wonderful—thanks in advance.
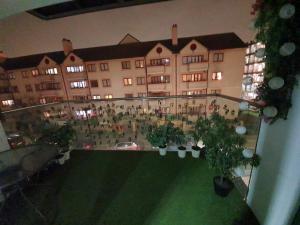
[45,67,58,75]
[135,60,144,68]
[100,63,109,71]
[150,58,170,66]
[150,75,170,84]
[66,65,84,73]
[123,78,133,86]
[90,80,99,88]
[213,53,224,62]
[122,61,131,69]
[2,100,14,106]
[87,64,96,72]
[212,72,222,80]
[182,55,204,64]
[70,80,88,89]
[102,79,111,87]
[182,89,207,95]
[32,69,39,76]
[182,72,207,82]
[136,77,145,85]
[7,72,15,80]
[36,82,61,91]
[92,95,101,100]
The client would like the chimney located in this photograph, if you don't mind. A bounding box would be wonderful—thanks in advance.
[171,24,178,46]
[0,51,7,63]
[62,38,73,56]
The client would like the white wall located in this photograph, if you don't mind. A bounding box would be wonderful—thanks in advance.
[0,0,255,58]
[247,82,300,225]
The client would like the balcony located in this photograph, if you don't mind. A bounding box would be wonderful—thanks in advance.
[181,62,209,73]
[0,95,261,225]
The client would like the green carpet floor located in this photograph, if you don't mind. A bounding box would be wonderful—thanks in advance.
[4,150,256,225]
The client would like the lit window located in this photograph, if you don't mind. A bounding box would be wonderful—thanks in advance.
[32,69,39,76]
[182,89,207,95]
[182,73,207,82]
[135,60,144,68]
[150,75,170,84]
[92,95,101,99]
[2,100,14,106]
[212,72,222,80]
[40,98,46,104]
[44,112,50,118]
[213,53,224,62]
[66,65,84,73]
[122,61,131,69]
[87,64,96,72]
[123,78,133,86]
[102,79,111,87]
[150,58,170,66]
[75,109,92,118]
[100,63,109,71]
[45,67,58,75]
[7,72,15,79]
[70,80,88,89]
[104,94,113,99]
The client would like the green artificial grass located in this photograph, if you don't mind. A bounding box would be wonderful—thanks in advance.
[5,151,256,225]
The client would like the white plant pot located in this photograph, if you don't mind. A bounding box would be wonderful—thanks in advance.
[58,157,65,165]
[159,147,167,156]
[178,149,186,158]
[191,149,200,158]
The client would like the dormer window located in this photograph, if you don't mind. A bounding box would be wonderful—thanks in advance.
[66,65,84,73]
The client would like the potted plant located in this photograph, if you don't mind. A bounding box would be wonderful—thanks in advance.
[174,127,186,159]
[146,124,167,156]
[196,113,259,197]
[192,117,210,158]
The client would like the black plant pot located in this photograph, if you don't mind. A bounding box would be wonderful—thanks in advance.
[213,176,234,197]
[200,147,206,159]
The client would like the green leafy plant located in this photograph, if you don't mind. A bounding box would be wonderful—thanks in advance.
[196,113,259,184]
[146,124,168,148]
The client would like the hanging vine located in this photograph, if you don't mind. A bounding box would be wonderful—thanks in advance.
[252,0,300,123]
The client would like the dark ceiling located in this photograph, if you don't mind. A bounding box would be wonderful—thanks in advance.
[28,0,170,20]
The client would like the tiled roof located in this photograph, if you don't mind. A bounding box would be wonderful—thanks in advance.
[1,32,246,70]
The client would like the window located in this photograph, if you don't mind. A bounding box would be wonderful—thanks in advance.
[138,92,147,97]
[22,71,29,78]
[136,77,145,85]
[66,65,84,73]
[213,53,224,62]
[122,61,131,69]
[35,82,60,91]
[32,69,39,76]
[211,89,221,94]
[212,72,222,80]
[182,55,204,64]
[2,100,14,106]
[102,79,111,87]
[104,94,113,99]
[135,60,144,68]
[182,72,207,82]
[40,98,46,104]
[150,75,170,84]
[100,63,109,71]
[150,58,170,66]
[45,67,58,75]
[10,86,19,93]
[123,78,133,86]
[25,84,33,92]
[73,95,88,101]
[90,80,99,88]
[70,80,88,89]
[92,95,101,100]
[7,72,15,80]
[87,64,96,72]
[182,89,207,95]
[125,93,133,98]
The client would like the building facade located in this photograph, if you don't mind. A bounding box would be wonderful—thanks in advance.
[0,25,247,110]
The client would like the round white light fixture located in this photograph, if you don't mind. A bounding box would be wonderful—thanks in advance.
[279,42,296,56]
[263,106,278,118]
[268,77,285,90]
[242,149,254,158]
[239,101,249,111]
[279,3,295,19]
[233,166,245,177]
[255,48,265,58]
[243,76,253,85]
[235,126,247,135]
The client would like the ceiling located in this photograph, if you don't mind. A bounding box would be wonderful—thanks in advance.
[0,0,170,21]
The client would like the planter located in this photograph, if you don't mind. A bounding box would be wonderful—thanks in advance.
[191,146,201,158]
[64,150,71,161]
[200,147,206,159]
[159,145,167,156]
[178,146,186,158]
[56,154,65,165]
[213,176,234,197]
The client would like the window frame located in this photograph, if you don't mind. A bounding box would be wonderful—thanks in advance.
[102,79,111,87]
[87,64,97,72]
[135,60,145,68]
[121,61,131,70]
[100,63,109,71]
[123,78,133,86]
[212,72,223,81]
[70,80,88,89]
[213,53,224,62]
[90,80,99,88]
[136,77,145,85]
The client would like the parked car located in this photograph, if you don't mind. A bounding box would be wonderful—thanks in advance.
[114,142,143,150]
[7,133,26,149]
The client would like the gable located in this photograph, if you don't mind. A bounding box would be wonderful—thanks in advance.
[63,52,84,65]
[38,56,58,68]
[146,43,172,58]
[118,34,140,45]
[180,39,208,55]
